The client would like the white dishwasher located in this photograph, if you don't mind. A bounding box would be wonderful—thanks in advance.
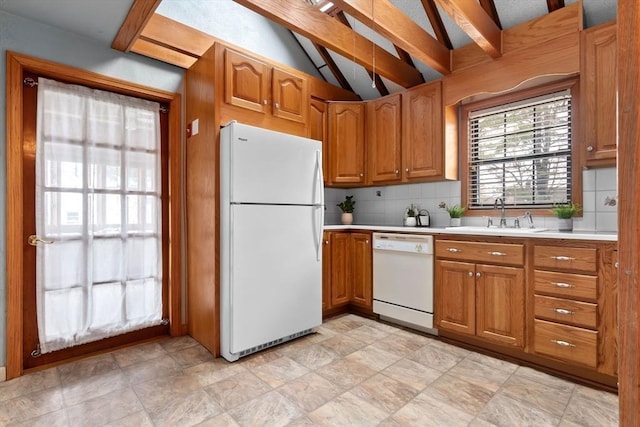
[373,233,437,334]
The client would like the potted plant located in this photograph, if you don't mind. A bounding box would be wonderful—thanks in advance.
[337,195,355,225]
[551,202,582,231]
[405,204,417,227]
[439,201,467,227]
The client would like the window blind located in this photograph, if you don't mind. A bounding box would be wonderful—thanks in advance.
[468,89,572,209]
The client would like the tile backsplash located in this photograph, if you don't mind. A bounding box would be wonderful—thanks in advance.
[325,167,618,232]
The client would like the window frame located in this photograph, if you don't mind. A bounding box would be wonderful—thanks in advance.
[460,78,582,217]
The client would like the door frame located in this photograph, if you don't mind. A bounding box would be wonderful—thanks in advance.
[617,1,640,424]
[5,51,183,379]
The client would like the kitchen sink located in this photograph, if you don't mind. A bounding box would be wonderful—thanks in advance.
[445,226,548,234]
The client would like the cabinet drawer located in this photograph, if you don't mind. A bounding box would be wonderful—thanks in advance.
[534,246,597,272]
[534,270,597,301]
[534,295,597,329]
[436,240,524,265]
[534,319,597,368]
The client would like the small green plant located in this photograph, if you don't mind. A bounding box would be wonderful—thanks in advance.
[337,195,355,213]
[406,204,417,217]
[551,202,582,219]
[439,201,467,218]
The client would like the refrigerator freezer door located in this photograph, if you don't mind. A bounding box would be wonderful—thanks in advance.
[224,204,323,355]
[223,122,323,205]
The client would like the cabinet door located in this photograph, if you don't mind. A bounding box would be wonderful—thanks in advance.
[310,99,329,185]
[322,232,332,313]
[328,102,366,185]
[402,81,443,180]
[272,67,308,123]
[582,22,617,167]
[330,232,351,307]
[476,264,525,347]
[435,260,476,336]
[224,48,269,113]
[350,232,372,309]
[367,94,402,184]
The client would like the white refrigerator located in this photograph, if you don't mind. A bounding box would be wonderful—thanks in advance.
[220,121,324,362]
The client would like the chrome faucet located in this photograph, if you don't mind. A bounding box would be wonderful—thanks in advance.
[494,198,507,227]
[523,211,535,228]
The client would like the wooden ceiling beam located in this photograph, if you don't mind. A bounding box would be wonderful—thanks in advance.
[546,0,565,13]
[234,0,422,87]
[435,0,502,58]
[332,0,451,75]
[111,0,162,51]
[420,0,453,49]
[478,0,502,30]
[233,0,424,87]
[140,14,215,58]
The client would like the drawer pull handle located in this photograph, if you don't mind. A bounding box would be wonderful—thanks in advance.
[488,251,506,256]
[447,248,462,253]
[553,282,574,288]
[552,255,575,261]
[551,339,576,347]
[554,308,574,315]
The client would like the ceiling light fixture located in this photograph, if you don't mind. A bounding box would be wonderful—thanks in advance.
[319,2,334,12]
[305,0,333,12]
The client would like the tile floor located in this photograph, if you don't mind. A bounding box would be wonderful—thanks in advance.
[0,314,619,426]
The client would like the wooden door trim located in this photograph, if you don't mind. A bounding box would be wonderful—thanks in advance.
[5,51,183,379]
[617,1,640,424]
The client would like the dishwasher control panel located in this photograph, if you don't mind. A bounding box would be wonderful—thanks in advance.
[373,233,434,254]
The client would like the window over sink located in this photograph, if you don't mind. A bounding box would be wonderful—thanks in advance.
[461,79,581,215]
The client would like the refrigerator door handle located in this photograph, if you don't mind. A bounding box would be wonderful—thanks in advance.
[313,149,324,262]
[314,205,323,261]
[314,150,324,207]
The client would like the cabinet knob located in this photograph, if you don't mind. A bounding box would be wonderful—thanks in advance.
[395,170,399,174]
[586,145,594,152]
[263,99,268,105]
[476,272,481,278]
[614,261,619,269]
[324,240,329,245]
[468,271,474,277]
[366,240,369,244]
[405,168,410,172]
[274,102,280,109]
[359,173,364,177]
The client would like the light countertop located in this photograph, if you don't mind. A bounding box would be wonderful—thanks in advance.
[324,224,617,241]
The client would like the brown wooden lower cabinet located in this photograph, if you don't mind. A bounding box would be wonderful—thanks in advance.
[435,258,525,348]
[435,236,617,389]
[322,231,372,317]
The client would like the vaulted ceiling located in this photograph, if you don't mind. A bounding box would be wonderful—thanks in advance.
[0,0,617,100]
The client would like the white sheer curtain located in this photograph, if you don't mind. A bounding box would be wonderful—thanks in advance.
[35,77,163,354]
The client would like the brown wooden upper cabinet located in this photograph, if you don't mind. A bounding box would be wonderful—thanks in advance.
[224,48,308,123]
[310,98,330,185]
[367,94,403,184]
[328,102,366,185]
[581,21,617,167]
[402,81,446,181]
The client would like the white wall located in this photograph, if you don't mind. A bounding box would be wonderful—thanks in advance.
[0,10,185,367]
[325,168,618,232]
